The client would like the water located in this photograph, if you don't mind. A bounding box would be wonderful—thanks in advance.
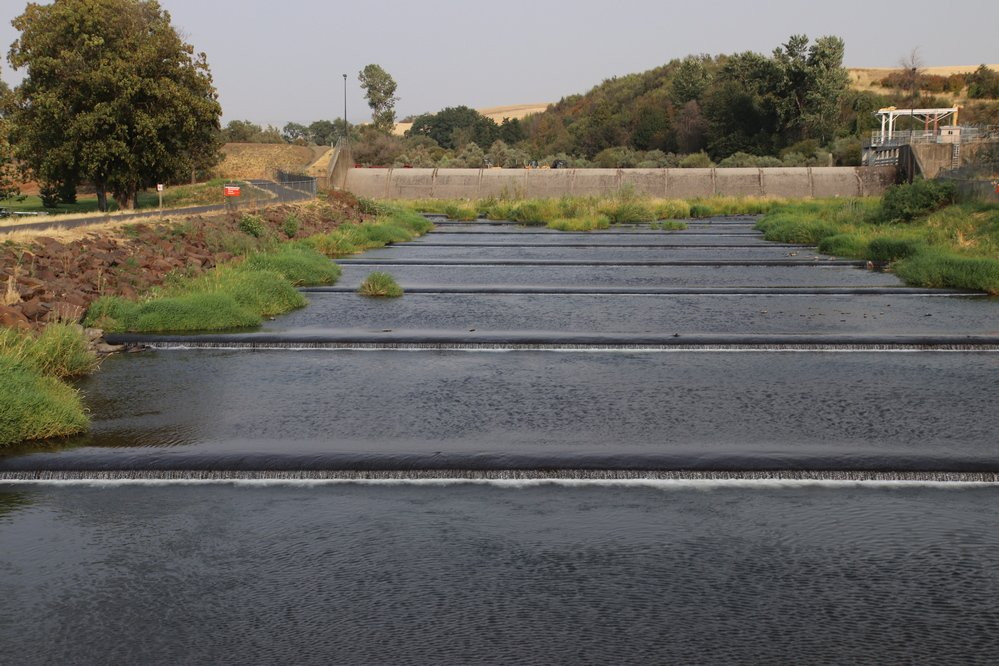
[3,216,997,663]
[2,350,996,472]
[2,483,998,664]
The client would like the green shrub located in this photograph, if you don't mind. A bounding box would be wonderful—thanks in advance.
[689,203,713,218]
[357,197,383,215]
[311,233,359,258]
[679,152,713,168]
[866,238,924,263]
[0,357,89,447]
[818,233,868,258]
[241,246,340,286]
[880,179,956,223]
[282,214,300,238]
[894,251,999,294]
[238,213,266,237]
[358,271,403,297]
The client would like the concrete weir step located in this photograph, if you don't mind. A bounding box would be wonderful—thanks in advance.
[335,259,867,267]
[400,242,808,249]
[300,286,971,296]
[104,331,999,352]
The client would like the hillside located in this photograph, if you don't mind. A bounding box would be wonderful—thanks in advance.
[394,103,549,136]
[215,143,329,179]
[848,64,999,104]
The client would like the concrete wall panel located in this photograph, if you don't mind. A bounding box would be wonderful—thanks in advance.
[665,169,715,198]
[385,169,435,199]
[811,167,860,198]
[571,169,621,196]
[761,168,812,198]
[619,169,667,197]
[344,169,391,199]
[431,169,481,199]
[524,169,576,198]
[714,168,763,197]
[480,170,527,198]
[346,167,894,200]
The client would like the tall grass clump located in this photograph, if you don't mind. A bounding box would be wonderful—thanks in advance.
[0,324,96,446]
[817,233,868,258]
[599,199,655,224]
[241,245,341,286]
[895,251,999,294]
[547,214,611,231]
[358,271,403,297]
[653,200,692,220]
[0,323,98,379]
[0,356,89,446]
[442,202,477,221]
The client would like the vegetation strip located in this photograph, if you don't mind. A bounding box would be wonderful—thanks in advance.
[754,182,999,294]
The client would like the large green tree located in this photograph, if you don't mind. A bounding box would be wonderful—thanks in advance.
[7,0,222,210]
[0,70,17,200]
[770,35,850,143]
[358,64,398,133]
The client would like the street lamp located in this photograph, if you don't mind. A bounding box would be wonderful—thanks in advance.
[342,73,348,142]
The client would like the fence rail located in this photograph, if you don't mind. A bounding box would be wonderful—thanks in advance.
[273,170,318,197]
[869,126,998,147]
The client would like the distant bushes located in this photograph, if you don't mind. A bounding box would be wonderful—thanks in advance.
[879,179,956,223]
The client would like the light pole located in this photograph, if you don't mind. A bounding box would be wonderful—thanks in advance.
[342,73,348,142]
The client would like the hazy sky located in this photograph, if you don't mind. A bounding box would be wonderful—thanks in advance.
[2,0,997,127]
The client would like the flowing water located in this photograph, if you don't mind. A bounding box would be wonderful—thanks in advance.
[2,216,997,663]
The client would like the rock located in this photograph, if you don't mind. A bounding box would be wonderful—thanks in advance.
[19,297,48,320]
[48,301,86,323]
[94,342,125,355]
[84,327,104,342]
[0,305,32,331]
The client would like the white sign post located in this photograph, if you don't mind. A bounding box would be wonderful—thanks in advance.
[157,183,164,216]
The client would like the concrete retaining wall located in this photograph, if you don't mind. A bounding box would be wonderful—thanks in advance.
[344,166,898,200]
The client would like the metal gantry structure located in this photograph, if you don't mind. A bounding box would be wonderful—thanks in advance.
[872,106,959,146]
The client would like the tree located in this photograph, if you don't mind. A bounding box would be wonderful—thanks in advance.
[358,64,398,133]
[967,65,999,99]
[406,106,498,150]
[307,120,338,145]
[0,70,17,201]
[7,0,222,210]
[770,35,850,143]
[282,122,309,143]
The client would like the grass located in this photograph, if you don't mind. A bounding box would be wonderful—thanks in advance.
[305,205,433,258]
[358,272,403,298]
[757,198,999,293]
[85,244,338,333]
[399,194,786,231]
[0,324,97,447]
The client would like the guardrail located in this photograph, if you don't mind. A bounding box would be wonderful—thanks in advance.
[869,126,998,147]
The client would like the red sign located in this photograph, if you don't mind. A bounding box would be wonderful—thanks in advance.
[223,185,241,197]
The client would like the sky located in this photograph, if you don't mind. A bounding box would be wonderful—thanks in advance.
[1,0,997,128]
